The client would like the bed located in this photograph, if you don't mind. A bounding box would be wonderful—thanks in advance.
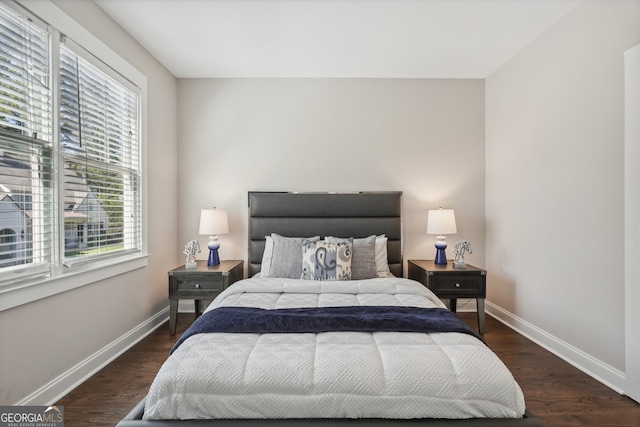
[117,191,546,427]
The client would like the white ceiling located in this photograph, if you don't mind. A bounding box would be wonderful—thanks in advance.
[95,0,580,79]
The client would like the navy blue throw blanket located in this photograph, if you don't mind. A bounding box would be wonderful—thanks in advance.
[171,306,483,354]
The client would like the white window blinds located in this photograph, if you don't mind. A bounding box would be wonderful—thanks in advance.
[0,1,143,286]
[0,3,54,282]
[59,42,141,265]
[0,4,51,141]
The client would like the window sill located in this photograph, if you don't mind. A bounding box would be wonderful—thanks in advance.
[0,254,149,312]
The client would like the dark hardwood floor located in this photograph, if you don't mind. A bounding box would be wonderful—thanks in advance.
[56,312,640,427]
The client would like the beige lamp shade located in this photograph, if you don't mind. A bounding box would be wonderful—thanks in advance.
[199,208,229,236]
[426,208,457,235]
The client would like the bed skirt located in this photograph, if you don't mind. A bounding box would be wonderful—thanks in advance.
[116,397,547,427]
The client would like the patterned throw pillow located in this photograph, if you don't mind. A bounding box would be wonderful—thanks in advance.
[301,240,352,281]
[326,235,377,279]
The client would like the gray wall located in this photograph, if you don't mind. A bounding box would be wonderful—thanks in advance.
[176,78,486,275]
[624,42,640,404]
[485,0,640,390]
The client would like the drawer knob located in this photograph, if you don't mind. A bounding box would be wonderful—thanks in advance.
[455,283,461,288]
[194,283,200,289]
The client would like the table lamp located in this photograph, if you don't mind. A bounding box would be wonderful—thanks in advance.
[426,208,457,265]
[199,208,229,266]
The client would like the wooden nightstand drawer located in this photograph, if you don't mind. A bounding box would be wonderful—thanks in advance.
[429,274,484,295]
[176,275,224,293]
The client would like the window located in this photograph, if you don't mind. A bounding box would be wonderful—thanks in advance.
[59,42,141,266]
[0,1,143,290]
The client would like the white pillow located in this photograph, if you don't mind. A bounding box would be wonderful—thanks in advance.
[259,235,274,276]
[375,235,393,278]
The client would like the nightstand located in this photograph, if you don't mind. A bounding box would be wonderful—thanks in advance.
[407,259,487,334]
[168,260,243,335]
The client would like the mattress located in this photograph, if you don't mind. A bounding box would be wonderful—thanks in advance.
[143,277,526,420]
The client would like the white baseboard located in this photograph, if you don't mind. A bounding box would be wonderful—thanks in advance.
[451,298,478,312]
[17,307,169,406]
[486,301,625,394]
[178,300,197,312]
[178,299,215,313]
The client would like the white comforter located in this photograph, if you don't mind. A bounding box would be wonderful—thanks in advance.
[144,277,526,420]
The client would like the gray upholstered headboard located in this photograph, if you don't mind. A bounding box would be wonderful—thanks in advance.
[248,191,402,278]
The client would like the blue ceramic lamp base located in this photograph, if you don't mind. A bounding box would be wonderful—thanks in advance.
[207,237,221,266]
[207,248,220,266]
[434,237,448,265]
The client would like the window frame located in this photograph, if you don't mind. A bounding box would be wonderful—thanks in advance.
[0,0,148,313]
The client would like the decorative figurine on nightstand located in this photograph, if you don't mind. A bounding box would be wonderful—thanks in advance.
[453,240,472,269]
[183,240,200,269]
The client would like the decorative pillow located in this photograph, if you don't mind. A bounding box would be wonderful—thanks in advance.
[375,235,393,278]
[301,240,352,281]
[326,235,377,280]
[262,234,320,279]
